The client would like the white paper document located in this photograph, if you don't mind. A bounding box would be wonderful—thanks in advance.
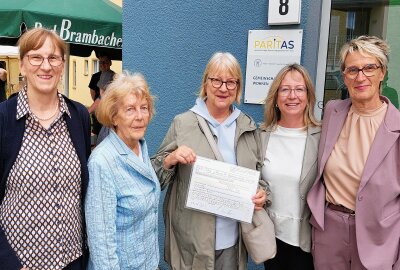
[186,156,260,223]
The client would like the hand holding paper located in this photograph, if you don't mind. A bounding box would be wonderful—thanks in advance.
[186,156,260,223]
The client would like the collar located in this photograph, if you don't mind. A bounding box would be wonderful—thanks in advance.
[260,124,321,135]
[189,97,241,128]
[16,86,71,120]
[108,129,146,156]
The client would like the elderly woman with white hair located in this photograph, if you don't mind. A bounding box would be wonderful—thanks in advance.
[85,71,160,270]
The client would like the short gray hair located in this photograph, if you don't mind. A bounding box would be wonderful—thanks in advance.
[340,35,390,71]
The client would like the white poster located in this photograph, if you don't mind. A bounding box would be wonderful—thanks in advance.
[244,29,303,104]
[186,156,259,223]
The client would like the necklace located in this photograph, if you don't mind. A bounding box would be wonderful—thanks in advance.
[32,100,59,121]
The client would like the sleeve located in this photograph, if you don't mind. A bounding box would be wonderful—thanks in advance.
[85,156,120,270]
[0,226,22,269]
[0,104,23,270]
[83,108,91,159]
[150,118,179,190]
[254,129,271,206]
[88,73,100,92]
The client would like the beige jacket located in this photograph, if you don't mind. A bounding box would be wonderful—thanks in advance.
[152,111,264,270]
[260,125,321,252]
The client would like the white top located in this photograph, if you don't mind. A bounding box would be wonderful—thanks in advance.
[137,142,144,162]
[262,125,307,247]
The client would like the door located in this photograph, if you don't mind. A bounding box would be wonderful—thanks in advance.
[323,0,400,109]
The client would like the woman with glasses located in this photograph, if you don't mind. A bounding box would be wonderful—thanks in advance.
[85,71,160,270]
[0,28,91,270]
[260,64,320,270]
[307,36,400,270]
[152,52,267,270]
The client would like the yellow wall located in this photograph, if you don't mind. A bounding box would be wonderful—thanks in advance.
[0,53,122,106]
[68,0,122,107]
[1,0,123,105]
[111,0,122,6]
[0,56,21,96]
[68,51,122,106]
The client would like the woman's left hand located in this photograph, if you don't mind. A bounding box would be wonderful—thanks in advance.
[252,189,267,210]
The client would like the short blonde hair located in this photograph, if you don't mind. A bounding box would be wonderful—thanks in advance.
[96,71,155,129]
[339,35,390,72]
[262,64,320,129]
[18,27,66,60]
[199,52,242,104]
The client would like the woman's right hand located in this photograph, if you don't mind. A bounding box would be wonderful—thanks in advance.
[163,145,196,169]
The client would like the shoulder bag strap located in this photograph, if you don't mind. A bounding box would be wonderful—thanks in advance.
[195,114,224,162]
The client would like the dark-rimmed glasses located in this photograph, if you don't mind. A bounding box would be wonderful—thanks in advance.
[278,86,307,97]
[208,77,238,90]
[26,54,64,67]
[343,64,381,79]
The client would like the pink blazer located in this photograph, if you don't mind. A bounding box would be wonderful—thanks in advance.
[307,97,400,270]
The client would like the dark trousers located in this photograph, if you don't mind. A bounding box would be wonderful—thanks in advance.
[91,114,102,135]
[264,238,314,270]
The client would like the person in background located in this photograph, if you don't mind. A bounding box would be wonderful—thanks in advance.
[307,36,400,269]
[152,52,267,270]
[0,27,91,270]
[261,64,320,270]
[97,69,114,97]
[93,69,115,145]
[85,71,160,270]
[88,53,115,136]
[0,61,7,102]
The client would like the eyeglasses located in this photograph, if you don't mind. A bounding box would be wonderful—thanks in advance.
[26,54,64,67]
[343,64,381,79]
[278,86,307,97]
[208,77,239,90]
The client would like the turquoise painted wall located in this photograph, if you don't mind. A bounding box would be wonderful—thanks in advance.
[122,1,323,269]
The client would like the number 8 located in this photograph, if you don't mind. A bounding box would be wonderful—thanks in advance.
[279,0,289,15]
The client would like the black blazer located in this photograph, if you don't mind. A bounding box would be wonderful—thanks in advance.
[0,95,91,269]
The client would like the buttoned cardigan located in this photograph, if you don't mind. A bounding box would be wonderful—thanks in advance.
[0,95,91,269]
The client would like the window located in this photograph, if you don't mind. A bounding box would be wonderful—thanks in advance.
[73,61,77,88]
[84,60,89,76]
[323,1,400,109]
[93,60,99,74]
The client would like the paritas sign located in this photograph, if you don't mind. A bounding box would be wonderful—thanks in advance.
[244,29,303,104]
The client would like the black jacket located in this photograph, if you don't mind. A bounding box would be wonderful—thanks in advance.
[0,95,91,269]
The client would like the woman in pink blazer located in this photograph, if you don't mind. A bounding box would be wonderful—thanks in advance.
[307,36,400,270]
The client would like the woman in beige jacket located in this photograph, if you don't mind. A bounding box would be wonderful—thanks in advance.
[152,52,267,270]
[261,64,320,270]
